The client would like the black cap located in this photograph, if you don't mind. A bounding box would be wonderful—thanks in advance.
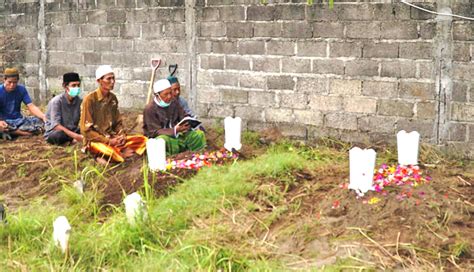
[63,72,80,84]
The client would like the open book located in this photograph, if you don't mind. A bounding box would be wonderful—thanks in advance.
[176,116,201,129]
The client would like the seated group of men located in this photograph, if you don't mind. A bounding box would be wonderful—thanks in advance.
[0,66,206,163]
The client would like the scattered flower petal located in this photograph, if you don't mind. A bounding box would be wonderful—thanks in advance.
[368,197,381,204]
[164,151,238,171]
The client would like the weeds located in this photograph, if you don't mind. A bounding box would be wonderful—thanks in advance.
[16,164,27,178]
[242,131,262,148]
[1,134,471,270]
[141,158,152,203]
[450,240,470,258]
[0,146,309,270]
[419,143,446,165]
[73,150,79,180]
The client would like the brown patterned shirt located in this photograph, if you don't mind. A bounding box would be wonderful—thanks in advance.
[80,87,124,145]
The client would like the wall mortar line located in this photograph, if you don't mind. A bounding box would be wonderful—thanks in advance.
[185,0,197,113]
[433,1,453,145]
[37,0,48,103]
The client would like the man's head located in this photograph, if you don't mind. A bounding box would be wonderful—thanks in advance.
[3,68,20,92]
[167,76,180,99]
[153,79,173,105]
[63,72,81,98]
[95,65,115,92]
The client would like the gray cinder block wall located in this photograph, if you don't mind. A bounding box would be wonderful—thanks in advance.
[0,0,473,157]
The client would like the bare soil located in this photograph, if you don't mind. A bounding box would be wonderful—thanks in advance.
[0,111,472,270]
[0,111,258,209]
[0,136,81,208]
[246,164,473,270]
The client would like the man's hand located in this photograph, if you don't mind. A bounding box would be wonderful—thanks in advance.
[0,121,8,132]
[175,122,190,133]
[73,133,83,143]
[109,135,126,147]
[26,103,47,123]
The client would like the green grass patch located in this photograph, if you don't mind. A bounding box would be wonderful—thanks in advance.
[1,146,315,270]
[150,149,306,233]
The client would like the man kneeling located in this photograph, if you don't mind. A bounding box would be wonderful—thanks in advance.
[80,65,147,163]
[143,79,205,155]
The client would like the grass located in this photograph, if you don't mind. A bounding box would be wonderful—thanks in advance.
[450,240,470,258]
[0,144,319,270]
[1,134,471,270]
[149,149,306,235]
[15,164,27,178]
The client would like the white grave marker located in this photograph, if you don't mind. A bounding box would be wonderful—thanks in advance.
[123,192,147,225]
[53,216,71,254]
[397,130,420,166]
[349,147,376,196]
[73,180,84,194]
[147,138,166,171]
[224,117,242,151]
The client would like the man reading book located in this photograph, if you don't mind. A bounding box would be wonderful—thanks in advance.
[167,76,194,117]
[143,79,206,155]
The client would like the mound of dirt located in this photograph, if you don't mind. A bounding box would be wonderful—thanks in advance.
[0,136,90,209]
[247,164,473,270]
[99,158,196,206]
[1,111,471,270]
[0,111,258,210]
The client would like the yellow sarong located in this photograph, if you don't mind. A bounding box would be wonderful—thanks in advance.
[89,135,147,163]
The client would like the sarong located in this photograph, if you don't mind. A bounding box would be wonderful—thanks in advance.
[5,117,44,134]
[88,135,147,163]
[156,130,206,155]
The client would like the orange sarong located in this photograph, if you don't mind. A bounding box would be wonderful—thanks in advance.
[89,135,147,163]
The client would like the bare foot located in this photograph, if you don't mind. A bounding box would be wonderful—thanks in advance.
[95,156,108,166]
[122,147,134,159]
[11,130,33,137]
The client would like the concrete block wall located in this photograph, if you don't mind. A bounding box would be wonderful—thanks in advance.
[1,0,187,108]
[0,0,473,156]
[0,1,40,100]
[47,0,186,109]
[194,1,474,157]
[449,11,473,156]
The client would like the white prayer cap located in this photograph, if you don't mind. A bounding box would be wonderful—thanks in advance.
[95,65,114,80]
[153,79,171,94]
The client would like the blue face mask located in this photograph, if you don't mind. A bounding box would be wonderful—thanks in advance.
[154,96,170,108]
[68,87,81,97]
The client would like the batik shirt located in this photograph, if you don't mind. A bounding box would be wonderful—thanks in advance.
[80,88,123,145]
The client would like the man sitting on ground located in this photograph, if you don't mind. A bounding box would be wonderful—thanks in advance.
[143,79,206,155]
[0,68,46,139]
[80,65,147,163]
[44,72,83,145]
